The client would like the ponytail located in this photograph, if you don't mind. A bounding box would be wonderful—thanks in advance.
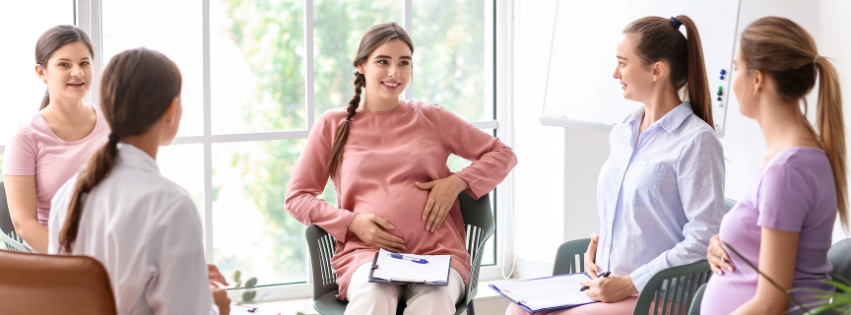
[740,16,848,231]
[323,22,413,179]
[676,15,713,129]
[59,47,182,253]
[59,139,118,253]
[815,57,848,231]
[624,15,713,129]
[40,90,50,110]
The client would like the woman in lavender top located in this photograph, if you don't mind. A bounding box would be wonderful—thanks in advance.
[701,17,847,315]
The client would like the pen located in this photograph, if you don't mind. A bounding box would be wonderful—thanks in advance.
[579,271,611,292]
[390,253,429,264]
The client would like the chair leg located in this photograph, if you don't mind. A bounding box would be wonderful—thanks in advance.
[466,300,475,315]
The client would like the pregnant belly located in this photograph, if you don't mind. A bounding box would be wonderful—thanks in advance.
[350,186,457,252]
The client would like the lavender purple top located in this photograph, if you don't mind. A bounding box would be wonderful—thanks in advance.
[701,147,836,315]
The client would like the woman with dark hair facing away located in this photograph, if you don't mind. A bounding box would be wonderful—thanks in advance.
[47,48,231,315]
[506,15,724,315]
[2,25,109,252]
[702,17,846,315]
[285,22,517,314]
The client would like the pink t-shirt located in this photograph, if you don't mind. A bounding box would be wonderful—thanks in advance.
[2,104,110,227]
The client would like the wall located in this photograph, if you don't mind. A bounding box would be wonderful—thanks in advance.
[511,0,567,277]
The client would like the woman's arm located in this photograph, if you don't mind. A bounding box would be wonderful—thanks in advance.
[730,227,798,315]
[285,115,405,251]
[418,105,518,231]
[3,175,48,252]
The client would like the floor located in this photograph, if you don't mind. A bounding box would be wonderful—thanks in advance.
[246,279,515,315]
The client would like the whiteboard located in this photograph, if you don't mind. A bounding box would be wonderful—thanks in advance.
[540,0,742,136]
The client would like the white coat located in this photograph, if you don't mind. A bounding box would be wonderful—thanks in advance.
[48,143,217,315]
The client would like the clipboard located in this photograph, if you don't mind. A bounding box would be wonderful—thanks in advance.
[489,272,596,313]
[368,250,452,286]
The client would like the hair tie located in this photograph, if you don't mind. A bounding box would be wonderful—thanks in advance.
[108,133,120,143]
[670,17,682,29]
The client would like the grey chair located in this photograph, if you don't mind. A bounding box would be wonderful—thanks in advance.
[0,181,30,252]
[306,191,494,315]
[828,238,851,288]
[552,238,712,315]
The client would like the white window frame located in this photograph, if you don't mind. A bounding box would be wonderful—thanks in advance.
[70,0,513,301]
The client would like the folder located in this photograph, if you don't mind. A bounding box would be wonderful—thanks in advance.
[489,273,597,313]
[368,249,451,286]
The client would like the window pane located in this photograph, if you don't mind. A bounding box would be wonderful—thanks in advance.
[447,128,496,266]
[211,0,306,134]
[313,0,403,119]
[213,139,332,285]
[0,1,73,145]
[102,0,203,137]
[158,144,205,228]
[412,0,493,121]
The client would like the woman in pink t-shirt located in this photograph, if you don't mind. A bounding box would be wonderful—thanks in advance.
[1,25,109,252]
[285,23,516,315]
[702,17,846,314]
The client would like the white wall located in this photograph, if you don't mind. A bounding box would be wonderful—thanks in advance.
[511,0,566,275]
[510,0,851,279]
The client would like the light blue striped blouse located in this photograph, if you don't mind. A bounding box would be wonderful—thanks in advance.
[594,102,725,291]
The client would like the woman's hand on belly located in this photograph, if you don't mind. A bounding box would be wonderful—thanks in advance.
[348,214,407,253]
[415,174,470,233]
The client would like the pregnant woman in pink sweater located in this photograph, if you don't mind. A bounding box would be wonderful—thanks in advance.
[285,22,517,315]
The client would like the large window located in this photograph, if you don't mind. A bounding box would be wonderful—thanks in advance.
[2,0,507,300]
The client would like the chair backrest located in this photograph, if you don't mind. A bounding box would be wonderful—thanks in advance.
[552,238,591,276]
[724,198,737,213]
[633,260,712,315]
[828,238,851,286]
[306,224,339,300]
[0,250,118,314]
[457,191,494,308]
[0,181,30,252]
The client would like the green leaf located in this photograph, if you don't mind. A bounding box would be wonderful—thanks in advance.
[233,270,242,283]
[246,277,258,289]
[243,291,256,303]
[235,280,242,290]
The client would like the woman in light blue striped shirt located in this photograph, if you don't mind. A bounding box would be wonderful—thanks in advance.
[506,15,725,315]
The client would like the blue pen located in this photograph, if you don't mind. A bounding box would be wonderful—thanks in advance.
[390,253,429,264]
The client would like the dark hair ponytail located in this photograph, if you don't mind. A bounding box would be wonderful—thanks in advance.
[35,25,94,110]
[324,22,413,178]
[624,15,713,129]
[60,48,182,253]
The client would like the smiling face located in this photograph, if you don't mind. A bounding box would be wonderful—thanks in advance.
[36,41,93,105]
[357,39,412,104]
[612,35,660,103]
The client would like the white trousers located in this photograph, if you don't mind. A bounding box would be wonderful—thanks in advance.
[344,262,465,315]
